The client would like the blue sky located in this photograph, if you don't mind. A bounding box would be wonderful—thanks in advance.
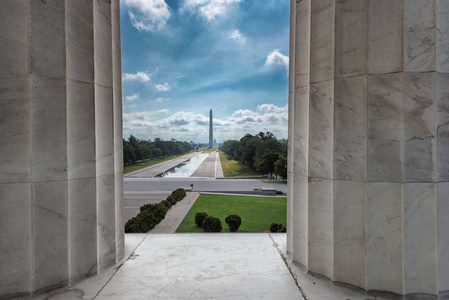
[120,0,290,143]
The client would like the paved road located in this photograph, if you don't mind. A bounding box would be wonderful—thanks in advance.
[124,177,288,194]
[191,151,223,178]
[125,152,199,178]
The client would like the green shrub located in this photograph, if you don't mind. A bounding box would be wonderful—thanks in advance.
[125,188,181,233]
[125,217,141,233]
[152,203,168,221]
[167,195,177,205]
[225,215,242,232]
[139,210,156,231]
[140,203,155,212]
[202,216,222,232]
[195,212,208,227]
[171,188,186,201]
[270,223,286,233]
[278,224,286,232]
[161,199,172,209]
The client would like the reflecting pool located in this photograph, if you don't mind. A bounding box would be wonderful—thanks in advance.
[156,153,210,178]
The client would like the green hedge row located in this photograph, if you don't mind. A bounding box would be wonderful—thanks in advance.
[125,188,187,233]
[195,212,242,232]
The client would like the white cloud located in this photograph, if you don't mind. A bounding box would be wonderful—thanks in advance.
[258,104,288,113]
[183,0,241,21]
[227,29,246,44]
[264,49,289,70]
[232,109,259,118]
[122,71,152,82]
[122,104,288,142]
[125,93,140,101]
[155,82,170,91]
[122,0,171,32]
[151,97,170,103]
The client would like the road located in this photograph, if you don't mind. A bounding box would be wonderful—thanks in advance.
[124,177,287,193]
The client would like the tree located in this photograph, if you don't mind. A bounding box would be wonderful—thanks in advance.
[274,154,287,181]
[256,149,279,177]
[235,134,262,170]
[221,140,238,157]
[123,140,136,164]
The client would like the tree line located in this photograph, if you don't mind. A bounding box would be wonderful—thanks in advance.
[123,135,191,165]
[221,132,287,180]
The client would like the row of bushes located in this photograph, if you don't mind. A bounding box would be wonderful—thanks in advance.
[195,213,242,232]
[125,188,187,233]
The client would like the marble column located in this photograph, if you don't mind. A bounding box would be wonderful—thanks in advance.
[0,0,124,297]
[288,0,449,297]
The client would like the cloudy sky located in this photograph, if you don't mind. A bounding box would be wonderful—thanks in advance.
[120,0,290,143]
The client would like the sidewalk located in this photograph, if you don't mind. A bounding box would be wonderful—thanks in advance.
[149,192,199,234]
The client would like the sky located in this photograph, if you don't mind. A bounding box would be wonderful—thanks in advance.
[120,0,290,143]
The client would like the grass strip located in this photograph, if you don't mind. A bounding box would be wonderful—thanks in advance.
[262,180,287,184]
[176,194,286,233]
[197,147,218,152]
[219,152,262,177]
[124,153,192,174]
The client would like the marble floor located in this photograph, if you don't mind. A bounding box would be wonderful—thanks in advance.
[14,234,408,300]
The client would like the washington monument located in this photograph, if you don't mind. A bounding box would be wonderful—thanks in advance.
[209,109,213,148]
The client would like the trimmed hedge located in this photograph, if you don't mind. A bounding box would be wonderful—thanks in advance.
[225,215,242,232]
[195,212,208,227]
[125,188,187,233]
[171,188,186,201]
[202,216,222,232]
[270,223,286,233]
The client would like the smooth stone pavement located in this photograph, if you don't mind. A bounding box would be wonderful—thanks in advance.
[95,234,302,300]
[16,233,406,300]
[124,152,199,178]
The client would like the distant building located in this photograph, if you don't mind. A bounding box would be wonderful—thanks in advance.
[213,139,217,146]
[209,109,213,148]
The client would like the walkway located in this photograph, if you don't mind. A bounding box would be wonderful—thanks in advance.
[190,151,224,178]
[149,192,199,234]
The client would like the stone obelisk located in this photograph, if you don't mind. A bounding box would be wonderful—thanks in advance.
[209,109,213,148]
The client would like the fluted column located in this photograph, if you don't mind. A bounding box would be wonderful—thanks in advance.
[0,1,32,296]
[0,0,124,297]
[288,0,448,297]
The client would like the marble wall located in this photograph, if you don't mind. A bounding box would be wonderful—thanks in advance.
[288,0,449,297]
[0,0,124,297]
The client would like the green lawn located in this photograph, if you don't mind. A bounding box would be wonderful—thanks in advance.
[124,153,192,174]
[219,152,262,177]
[176,194,286,233]
[197,147,218,152]
[262,180,287,184]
